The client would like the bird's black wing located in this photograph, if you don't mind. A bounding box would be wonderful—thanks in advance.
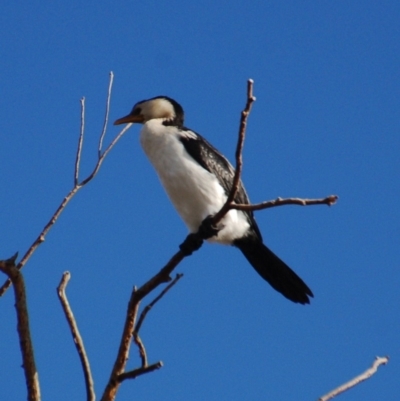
[179,129,262,240]
[179,129,314,304]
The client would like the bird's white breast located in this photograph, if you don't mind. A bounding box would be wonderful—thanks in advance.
[139,120,250,244]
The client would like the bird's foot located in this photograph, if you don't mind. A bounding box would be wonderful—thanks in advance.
[198,215,222,240]
[179,233,203,256]
[179,216,222,256]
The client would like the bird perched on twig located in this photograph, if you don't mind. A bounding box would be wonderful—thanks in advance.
[114,96,313,304]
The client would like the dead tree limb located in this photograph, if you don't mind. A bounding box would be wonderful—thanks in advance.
[118,362,163,382]
[132,273,184,369]
[57,272,95,401]
[101,274,183,401]
[212,79,256,223]
[232,195,338,212]
[318,356,389,401]
[0,72,129,298]
[100,286,141,401]
[0,253,41,401]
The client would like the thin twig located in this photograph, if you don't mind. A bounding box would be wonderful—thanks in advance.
[57,272,95,401]
[318,356,389,401]
[0,253,41,401]
[135,273,184,335]
[212,79,256,225]
[231,195,338,212]
[118,362,163,382]
[132,334,148,367]
[80,123,131,187]
[132,273,184,367]
[98,72,115,157]
[75,97,85,186]
[0,72,130,297]
[101,274,183,400]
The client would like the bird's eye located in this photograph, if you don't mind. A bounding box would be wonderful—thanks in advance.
[131,106,141,115]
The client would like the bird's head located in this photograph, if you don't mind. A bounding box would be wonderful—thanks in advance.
[114,96,184,126]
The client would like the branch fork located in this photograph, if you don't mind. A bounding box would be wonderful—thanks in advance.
[0,72,129,298]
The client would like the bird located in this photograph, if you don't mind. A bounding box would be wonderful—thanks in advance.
[114,96,313,304]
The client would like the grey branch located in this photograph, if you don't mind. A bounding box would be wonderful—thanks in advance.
[318,356,389,401]
[231,195,339,212]
[100,287,141,401]
[101,274,183,400]
[212,78,255,225]
[74,97,85,186]
[0,72,128,297]
[118,362,163,382]
[134,273,184,337]
[0,253,41,401]
[57,272,95,401]
[98,72,114,157]
[132,273,184,368]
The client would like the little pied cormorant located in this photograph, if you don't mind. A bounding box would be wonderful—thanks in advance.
[114,96,313,304]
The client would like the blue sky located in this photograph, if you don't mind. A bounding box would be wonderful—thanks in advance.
[1,1,399,400]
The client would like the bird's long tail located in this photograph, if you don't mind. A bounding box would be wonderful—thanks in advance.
[234,236,313,304]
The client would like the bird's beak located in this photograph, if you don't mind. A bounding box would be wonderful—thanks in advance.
[114,113,144,125]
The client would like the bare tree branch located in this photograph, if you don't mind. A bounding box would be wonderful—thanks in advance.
[132,334,148,368]
[212,78,256,225]
[212,79,338,223]
[74,97,85,186]
[57,272,95,401]
[0,72,130,298]
[135,273,184,337]
[231,195,338,212]
[101,286,141,401]
[98,72,114,157]
[132,273,184,368]
[118,362,163,382]
[318,356,389,401]
[0,253,41,401]
[79,123,131,187]
[101,274,183,400]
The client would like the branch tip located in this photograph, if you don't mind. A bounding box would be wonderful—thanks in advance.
[117,361,163,382]
[319,355,389,401]
[327,195,339,205]
[57,271,71,294]
[57,270,95,401]
[7,252,19,265]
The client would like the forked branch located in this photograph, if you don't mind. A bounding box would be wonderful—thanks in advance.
[101,274,183,401]
[132,273,184,369]
[212,79,256,223]
[0,72,131,297]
